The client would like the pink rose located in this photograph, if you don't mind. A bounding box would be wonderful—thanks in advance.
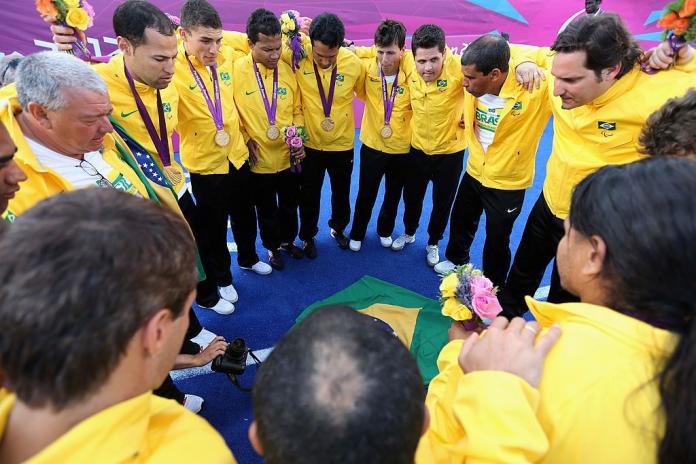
[471,291,503,320]
[470,275,493,295]
[289,136,303,148]
[285,125,297,138]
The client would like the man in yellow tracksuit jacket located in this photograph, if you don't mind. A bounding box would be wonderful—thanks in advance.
[174,0,270,316]
[281,13,366,258]
[233,8,306,269]
[390,24,466,267]
[499,14,696,317]
[434,35,552,287]
[0,188,235,464]
[347,20,413,252]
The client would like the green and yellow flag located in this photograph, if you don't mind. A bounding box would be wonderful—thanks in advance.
[296,276,451,385]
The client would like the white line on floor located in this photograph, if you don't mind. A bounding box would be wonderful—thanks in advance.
[534,285,550,300]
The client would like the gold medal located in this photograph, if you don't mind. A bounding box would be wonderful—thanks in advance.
[267,125,280,140]
[214,130,230,147]
[164,165,183,186]
[321,117,335,132]
[380,125,393,139]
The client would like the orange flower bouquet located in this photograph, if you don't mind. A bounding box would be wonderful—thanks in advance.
[36,0,95,60]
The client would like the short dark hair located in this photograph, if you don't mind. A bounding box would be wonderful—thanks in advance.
[568,157,696,464]
[461,34,510,74]
[374,19,406,49]
[411,24,446,55]
[113,0,176,48]
[0,189,198,411]
[180,0,222,30]
[551,13,642,80]
[246,8,281,43]
[254,306,425,464]
[309,12,345,49]
[640,89,696,158]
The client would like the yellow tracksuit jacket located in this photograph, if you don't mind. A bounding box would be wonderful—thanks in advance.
[417,298,675,464]
[233,54,305,173]
[464,49,553,190]
[355,46,413,154]
[173,42,249,174]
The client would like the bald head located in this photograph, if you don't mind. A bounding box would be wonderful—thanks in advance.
[252,306,425,464]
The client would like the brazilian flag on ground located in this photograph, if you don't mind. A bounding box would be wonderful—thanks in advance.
[296,276,451,385]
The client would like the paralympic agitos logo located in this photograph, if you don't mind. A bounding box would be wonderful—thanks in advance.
[598,121,616,137]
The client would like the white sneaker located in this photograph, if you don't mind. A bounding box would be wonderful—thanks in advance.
[434,260,456,275]
[219,284,238,303]
[426,245,439,267]
[379,236,393,248]
[349,240,361,252]
[241,261,273,275]
[183,394,204,414]
[391,234,415,251]
[190,328,217,347]
[200,298,235,315]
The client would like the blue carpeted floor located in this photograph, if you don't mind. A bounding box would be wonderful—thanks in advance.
[175,121,554,464]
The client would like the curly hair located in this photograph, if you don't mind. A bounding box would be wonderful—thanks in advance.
[640,89,696,158]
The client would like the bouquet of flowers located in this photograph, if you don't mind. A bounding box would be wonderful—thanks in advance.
[280,10,308,73]
[643,1,696,73]
[439,264,503,331]
[36,0,95,60]
[284,125,308,173]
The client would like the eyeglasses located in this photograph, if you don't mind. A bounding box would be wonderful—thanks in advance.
[78,158,114,189]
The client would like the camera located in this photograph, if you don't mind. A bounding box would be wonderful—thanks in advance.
[211,337,248,375]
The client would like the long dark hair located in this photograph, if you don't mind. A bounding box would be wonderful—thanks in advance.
[569,157,696,463]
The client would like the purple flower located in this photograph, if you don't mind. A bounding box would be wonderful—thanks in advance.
[285,125,297,138]
[289,136,303,148]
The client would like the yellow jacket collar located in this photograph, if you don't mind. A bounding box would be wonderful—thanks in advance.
[498,66,522,99]
[587,66,640,108]
[526,296,676,356]
[1,98,48,173]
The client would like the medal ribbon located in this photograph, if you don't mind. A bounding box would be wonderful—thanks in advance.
[253,61,279,127]
[381,66,399,127]
[185,54,224,131]
[124,63,172,166]
[313,62,337,119]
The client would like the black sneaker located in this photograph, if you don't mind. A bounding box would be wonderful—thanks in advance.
[268,249,285,270]
[280,242,304,259]
[303,239,318,259]
[330,229,349,249]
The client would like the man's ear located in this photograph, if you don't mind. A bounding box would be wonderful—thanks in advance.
[603,62,621,81]
[141,308,174,356]
[248,420,264,456]
[117,36,133,56]
[25,102,52,130]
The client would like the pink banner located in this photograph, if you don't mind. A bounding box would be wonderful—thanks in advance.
[0,1,669,58]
